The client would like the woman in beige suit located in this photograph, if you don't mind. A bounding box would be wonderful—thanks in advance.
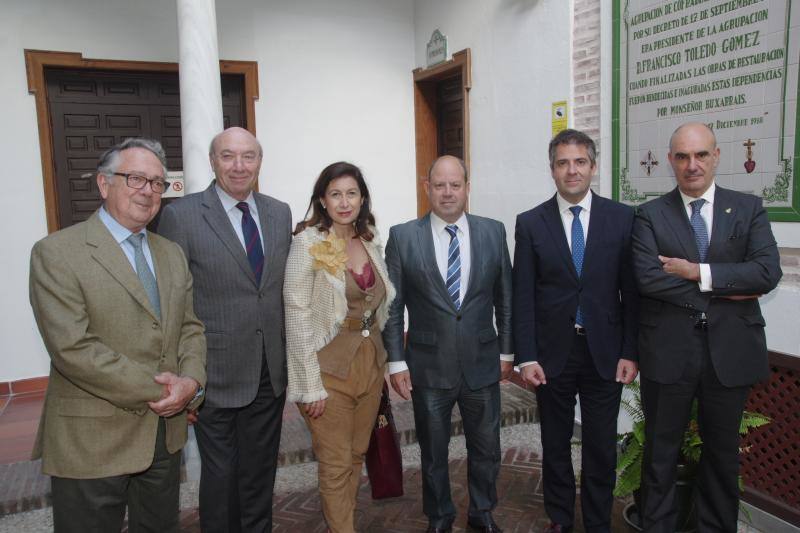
[284,161,395,533]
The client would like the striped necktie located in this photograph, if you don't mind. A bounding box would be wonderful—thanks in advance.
[570,206,585,326]
[444,224,461,309]
[237,202,265,284]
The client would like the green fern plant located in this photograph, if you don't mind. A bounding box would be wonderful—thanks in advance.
[613,381,770,498]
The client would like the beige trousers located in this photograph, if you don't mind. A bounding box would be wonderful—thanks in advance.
[303,340,384,533]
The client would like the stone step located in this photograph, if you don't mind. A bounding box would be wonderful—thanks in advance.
[0,382,537,516]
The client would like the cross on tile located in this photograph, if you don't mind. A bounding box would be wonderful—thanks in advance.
[640,150,659,176]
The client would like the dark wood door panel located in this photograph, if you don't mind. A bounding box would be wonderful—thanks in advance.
[46,68,245,229]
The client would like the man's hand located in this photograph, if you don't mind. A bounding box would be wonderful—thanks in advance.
[299,399,326,419]
[148,373,199,417]
[186,409,198,425]
[500,361,514,381]
[520,363,546,387]
[615,359,638,384]
[659,255,700,281]
[718,294,761,301]
[390,370,413,400]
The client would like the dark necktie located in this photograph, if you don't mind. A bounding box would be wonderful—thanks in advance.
[570,206,585,326]
[444,224,461,309]
[127,233,161,320]
[237,202,264,284]
[690,199,709,262]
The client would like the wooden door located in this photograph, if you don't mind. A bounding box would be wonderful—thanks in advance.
[46,69,245,229]
[436,75,464,160]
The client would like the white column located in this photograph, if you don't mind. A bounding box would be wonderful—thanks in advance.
[176,0,224,193]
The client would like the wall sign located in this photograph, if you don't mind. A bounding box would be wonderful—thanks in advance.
[427,29,448,67]
[613,0,799,221]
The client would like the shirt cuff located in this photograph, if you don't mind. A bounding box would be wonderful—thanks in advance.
[388,361,409,375]
[698,263,712,292]
[500,353,514,362]
[518,361,538,368]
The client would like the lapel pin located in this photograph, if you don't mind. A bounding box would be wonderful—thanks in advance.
[725,208,732,213]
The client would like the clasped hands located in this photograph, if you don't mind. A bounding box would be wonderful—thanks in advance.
[148,372,199,418]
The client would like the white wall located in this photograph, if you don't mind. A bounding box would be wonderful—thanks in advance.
[413,0,573,252]
[0,0,417,381]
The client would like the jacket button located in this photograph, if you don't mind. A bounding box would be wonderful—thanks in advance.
[152,322,159,329]
[456,315,462,321]
[257,329,263,335]
[365,295,373,302]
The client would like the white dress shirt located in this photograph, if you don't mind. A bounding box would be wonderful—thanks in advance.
[215,184,265,251]
[678,182,714,292]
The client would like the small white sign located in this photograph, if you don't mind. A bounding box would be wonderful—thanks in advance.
[426,29,448,67]
[163,171,185,198]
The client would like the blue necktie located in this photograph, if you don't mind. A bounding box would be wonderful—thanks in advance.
[237,202,264,284]
[444,224,461,309]
[570,206,585,326]
[127,233,161,320]
[690,199,709,262]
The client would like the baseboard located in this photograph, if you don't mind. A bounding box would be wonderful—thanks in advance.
[0,376,48,397]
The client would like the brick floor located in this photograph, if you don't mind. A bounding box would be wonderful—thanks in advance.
[175,446,630,532]
[0,382,536,517]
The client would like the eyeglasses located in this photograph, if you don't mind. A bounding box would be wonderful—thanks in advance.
[112,172,171,194]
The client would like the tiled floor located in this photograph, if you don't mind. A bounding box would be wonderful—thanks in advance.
[0,391,45,465]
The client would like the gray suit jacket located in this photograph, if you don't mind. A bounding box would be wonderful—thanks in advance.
[382,213,513,390]
[158,182,292,407]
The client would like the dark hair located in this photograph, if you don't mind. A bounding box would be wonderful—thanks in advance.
[294,161,376,241]
[548,129,597,168]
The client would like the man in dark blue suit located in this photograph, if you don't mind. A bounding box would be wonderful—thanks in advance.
[512,129,639,533]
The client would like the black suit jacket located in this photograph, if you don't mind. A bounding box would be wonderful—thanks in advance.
[382,213,513,390]
[512,192,638,381]
[632,186,782,387]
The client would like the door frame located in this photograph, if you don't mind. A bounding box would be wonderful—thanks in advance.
[25,50,259,233]
[412,48,471,217]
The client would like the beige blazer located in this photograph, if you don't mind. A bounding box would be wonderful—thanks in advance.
[29,211,206,479]
[284,226,395,403]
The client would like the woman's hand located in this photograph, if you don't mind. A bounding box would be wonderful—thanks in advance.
[300,399,327,419]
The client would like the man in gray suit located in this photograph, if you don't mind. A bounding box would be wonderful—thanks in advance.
[158,127,292,532]
[384,155,513,533]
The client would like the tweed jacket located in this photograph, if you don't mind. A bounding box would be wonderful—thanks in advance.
[29,211,206,479]
[284,226,396,403]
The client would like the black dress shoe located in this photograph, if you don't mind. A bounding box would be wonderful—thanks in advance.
[425,526,452,533]
[467,517,503,532]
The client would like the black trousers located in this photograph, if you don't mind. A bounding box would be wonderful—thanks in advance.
[52,418,180,533]
[411,376,501,529]
[535,332,622,533]
[195,352,286,533]
[640,328,748,533]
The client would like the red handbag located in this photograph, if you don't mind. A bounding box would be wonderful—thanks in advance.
[365,382,404,499]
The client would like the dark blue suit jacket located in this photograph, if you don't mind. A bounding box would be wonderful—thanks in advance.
[512,192,638,380]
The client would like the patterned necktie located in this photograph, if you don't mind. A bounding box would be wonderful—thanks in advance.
[570,206,585,326]
[237,202,265,284]
[126,233,161,320]
[444,224,461,309]
[690,199,709,262]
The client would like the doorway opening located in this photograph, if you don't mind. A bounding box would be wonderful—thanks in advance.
[412,49,471,217]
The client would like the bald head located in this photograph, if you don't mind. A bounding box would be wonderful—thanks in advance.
[209,127,263,158]
[669,122,716,153]
[428,155,469,183]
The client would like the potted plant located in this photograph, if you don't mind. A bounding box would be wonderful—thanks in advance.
[614,381,770,532]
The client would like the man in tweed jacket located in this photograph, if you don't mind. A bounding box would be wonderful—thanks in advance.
[158,127,292,532]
